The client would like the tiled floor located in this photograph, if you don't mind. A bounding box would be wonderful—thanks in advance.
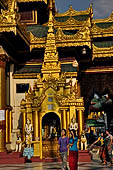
[0,161,112,170]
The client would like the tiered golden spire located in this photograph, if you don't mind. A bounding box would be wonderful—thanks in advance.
[41,0,61,79]
[8,0,17,12]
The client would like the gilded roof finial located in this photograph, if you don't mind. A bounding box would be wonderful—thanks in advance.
[90,3,93,19]
[48,0,54,32]
[41,0,61,78]
[8,0,17,12]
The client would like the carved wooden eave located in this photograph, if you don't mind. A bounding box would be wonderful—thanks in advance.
[29,32,46,51]
[91,23,113,38]
[55,6,91,17]
[17,0,48,3]
[56,94,84,107]
[82,67,113,74]
[12,72,77,79]
[55,21,91,48]
[0,9,30,46]
[13,73,38,79]
[53,16,88,29]
[29,22,91,51]
[92,43,113,60]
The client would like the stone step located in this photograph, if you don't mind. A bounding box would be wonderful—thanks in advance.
[0,157,25,164]
[0,152,25,164]
[0,152,22,159]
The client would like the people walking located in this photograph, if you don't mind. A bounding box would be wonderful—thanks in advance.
[69,129,78,170]
[58,129,69,170]
[105,129,113,166]
[91,132,106,164]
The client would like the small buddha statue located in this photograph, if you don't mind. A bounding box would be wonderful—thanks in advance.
[15,132,22,152]
[70,117,78,135]
[81,130,87,150]
[25,118,33,148]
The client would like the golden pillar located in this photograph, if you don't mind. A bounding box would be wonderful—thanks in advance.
[34,110,39,140]
[9,110,12,143]
[22,111,26,141]
[67,110,70,129]
[78,109,84,137]
[67,110,70,136]
[5,109,9,143]
[40,117,42,159]
[33,110,39,156]
[63,109,66,129]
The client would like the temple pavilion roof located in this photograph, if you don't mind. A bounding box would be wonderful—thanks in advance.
[94,40,113,48]
[0,0,113,64]
[95,22,113,29]
[14,63,77,75]
[27,25,48,38]
[54,14,89,22]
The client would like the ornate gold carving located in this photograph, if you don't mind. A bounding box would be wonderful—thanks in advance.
[0,0,19,25]
[54,16,86,29]
[91,23,113,38]
[29,32,46,50]
[92,43,113,60]
[55,22,91,48]
[17,0,47,3]
[56,94,84,107]
[41,1,61,78]
[0,0,30,45]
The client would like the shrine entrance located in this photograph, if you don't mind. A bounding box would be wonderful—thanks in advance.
[42,112,61,158]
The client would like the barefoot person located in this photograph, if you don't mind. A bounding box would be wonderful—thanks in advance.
[105,129,113,166]
[91,132,106,164]
[58,129,69,170]
[69,129,78,170]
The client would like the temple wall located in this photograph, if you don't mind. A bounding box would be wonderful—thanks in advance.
[9,64,37,130]
[12,78,37,130]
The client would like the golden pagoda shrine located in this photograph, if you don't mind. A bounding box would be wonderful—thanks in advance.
[0,0,113,161]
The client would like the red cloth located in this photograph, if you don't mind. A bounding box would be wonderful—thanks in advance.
[69,151,78,170]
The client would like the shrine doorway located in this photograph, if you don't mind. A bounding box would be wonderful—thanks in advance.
[42,112,61,158]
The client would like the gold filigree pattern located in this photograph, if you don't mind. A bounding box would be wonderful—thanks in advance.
[29,32,46,50]
[56,94,84,107]
[41,1,61,78]
[17,0,47,3]
[55,23,91,48]
[54,16,86,29]
[92,43,113,60]
[91,23,113,38]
